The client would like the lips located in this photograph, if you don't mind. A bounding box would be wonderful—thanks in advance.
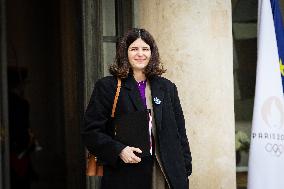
[135,59,146,62]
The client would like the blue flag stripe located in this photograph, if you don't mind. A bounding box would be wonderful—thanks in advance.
[270,0,284,92]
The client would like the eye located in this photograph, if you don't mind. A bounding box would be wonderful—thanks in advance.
[143,47,150,51]
[129,47,138,51]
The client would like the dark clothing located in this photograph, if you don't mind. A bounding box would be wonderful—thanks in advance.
[82,75,192,189]
[8,92,33,189]
[9,92,30,153]
[102,156,153,189]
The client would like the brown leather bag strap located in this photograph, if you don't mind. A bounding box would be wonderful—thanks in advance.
[111,78,121,118]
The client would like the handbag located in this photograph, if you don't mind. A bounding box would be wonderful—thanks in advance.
[86,78,121,176]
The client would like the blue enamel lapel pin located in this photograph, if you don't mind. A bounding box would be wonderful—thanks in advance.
[153,97,161,105]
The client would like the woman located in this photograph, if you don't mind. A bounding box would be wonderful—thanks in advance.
[82,28,192,189]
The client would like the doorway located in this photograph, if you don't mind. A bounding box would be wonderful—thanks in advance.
[1,0,85,189]
[6,1,66,189]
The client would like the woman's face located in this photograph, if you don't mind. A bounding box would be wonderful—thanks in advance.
[128,38,151,72]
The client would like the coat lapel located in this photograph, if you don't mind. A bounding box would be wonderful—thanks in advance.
[149,76,165,131]
[123,75,145,111]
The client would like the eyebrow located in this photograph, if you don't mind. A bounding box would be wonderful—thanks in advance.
[129,46,150,49]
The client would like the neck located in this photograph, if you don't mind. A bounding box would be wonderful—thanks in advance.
[133,70,146,82]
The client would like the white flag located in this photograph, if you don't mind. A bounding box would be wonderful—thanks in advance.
[247,0,284,188]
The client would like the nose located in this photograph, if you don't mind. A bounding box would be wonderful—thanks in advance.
[137,49,143,56]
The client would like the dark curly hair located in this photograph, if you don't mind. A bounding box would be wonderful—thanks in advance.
[109,28,166,78]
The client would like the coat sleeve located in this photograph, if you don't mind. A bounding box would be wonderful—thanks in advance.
[81,78,126,166]
[172,83,192,176]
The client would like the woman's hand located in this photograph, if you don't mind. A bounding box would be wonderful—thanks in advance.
[119,146,142,163]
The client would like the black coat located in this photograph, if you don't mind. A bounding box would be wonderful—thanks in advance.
[82,75,192,189]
